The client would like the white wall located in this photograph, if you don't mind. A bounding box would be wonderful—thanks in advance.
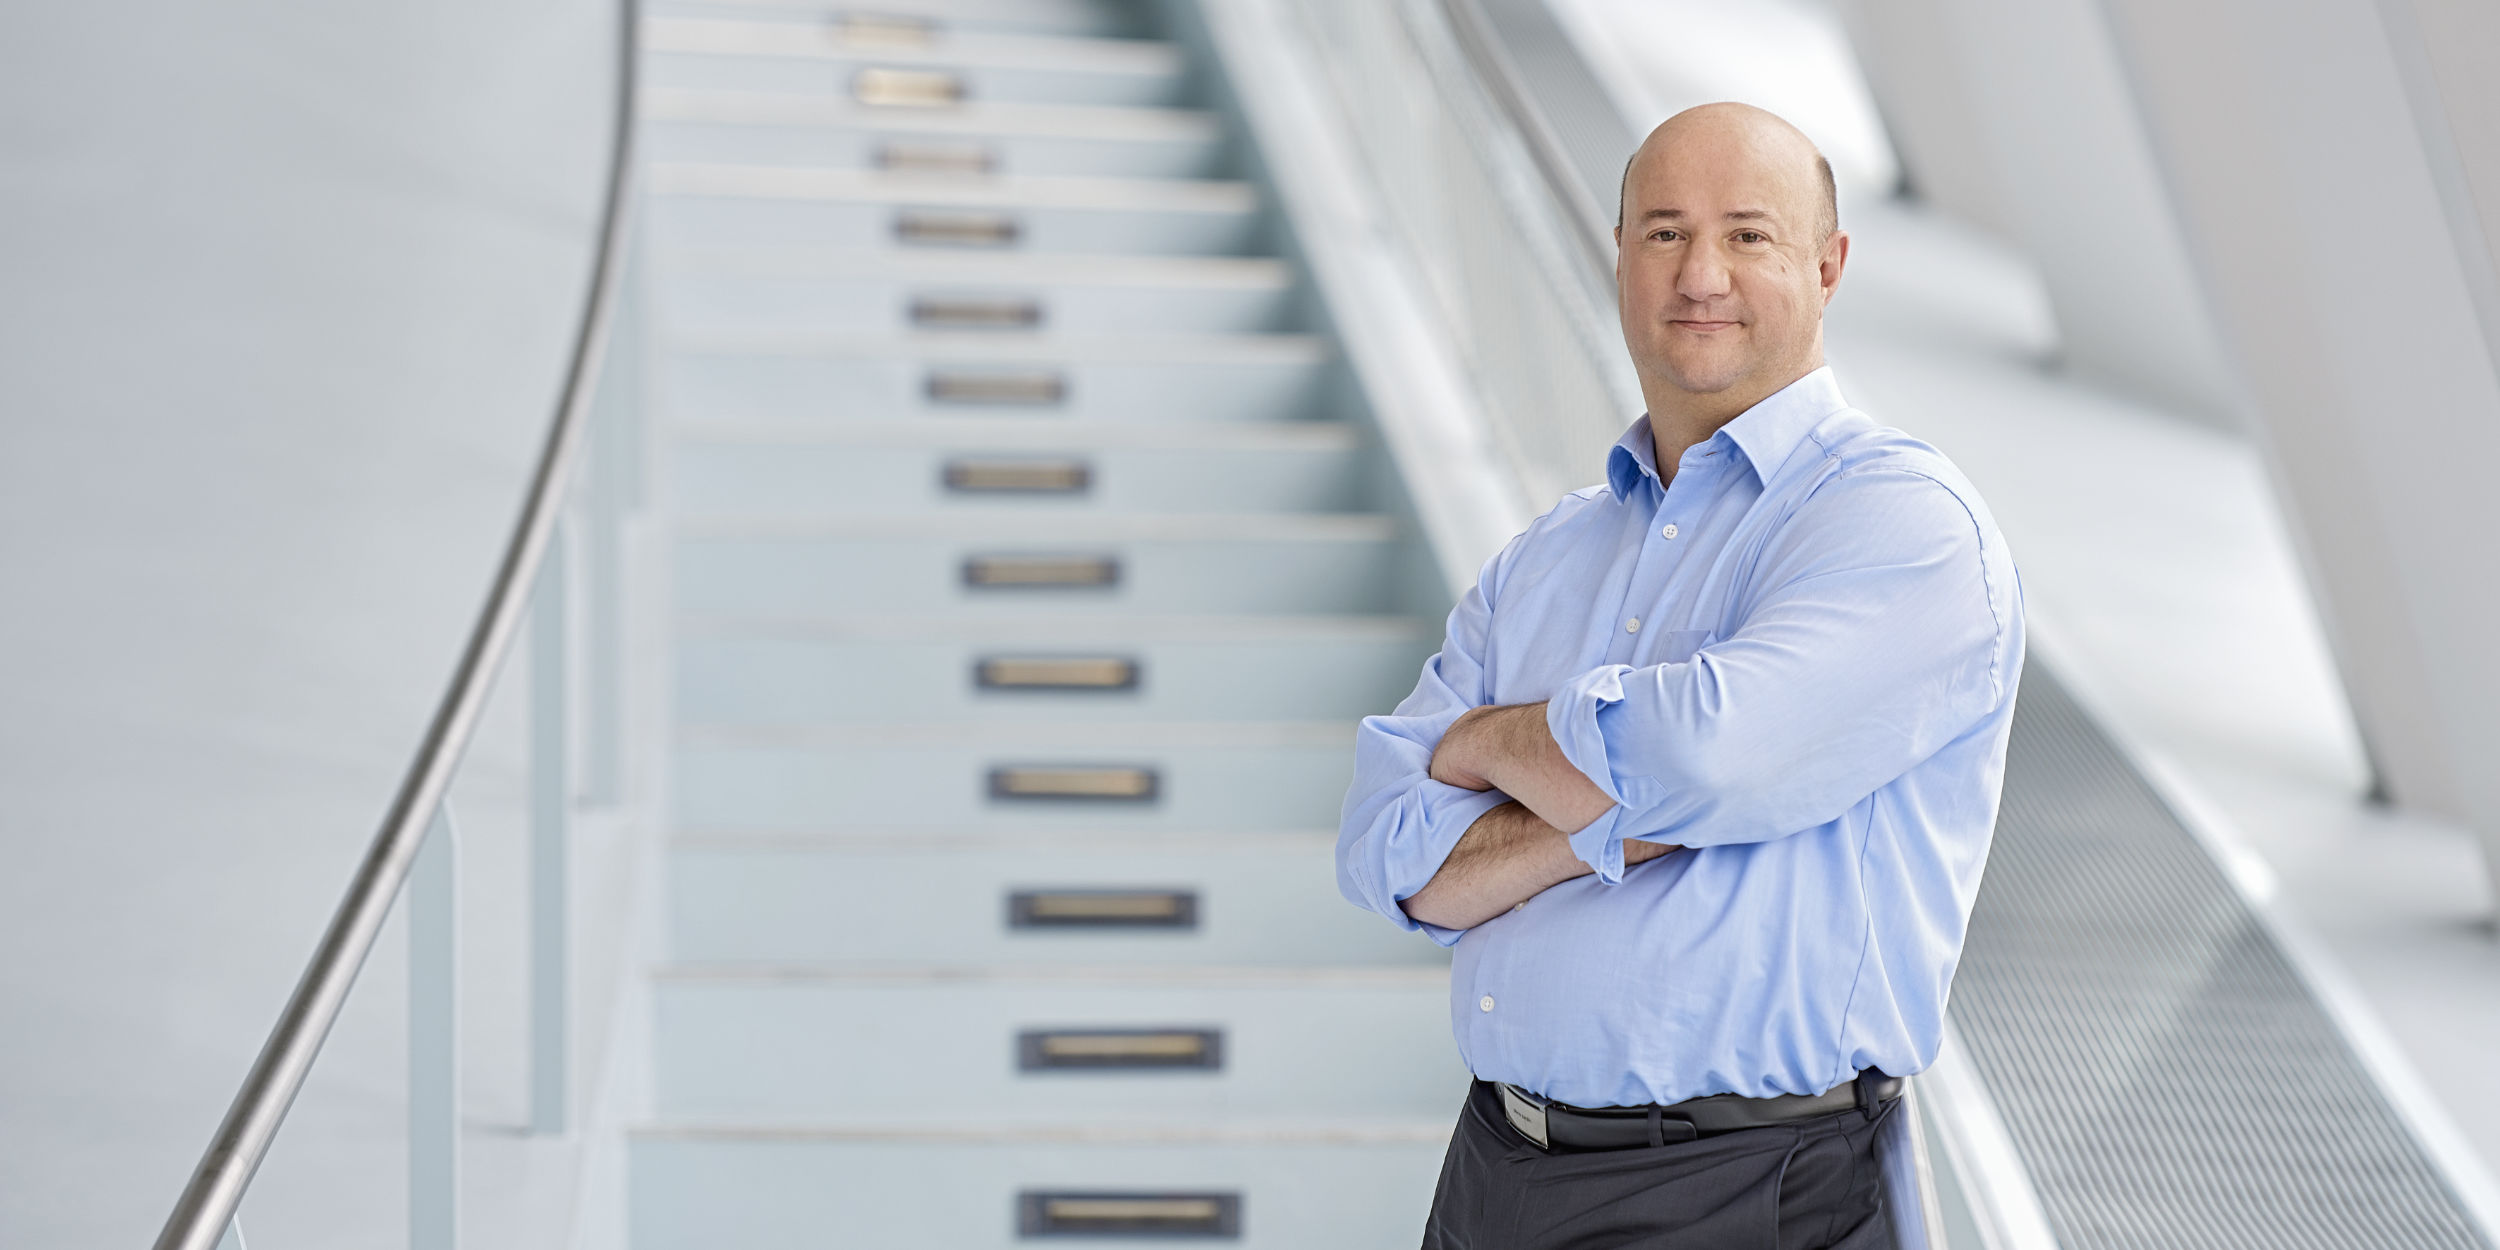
[0,3,613,1245]
[1836,0,2246,427]
[2094,0,2500,899]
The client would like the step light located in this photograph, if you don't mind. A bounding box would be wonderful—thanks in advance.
[853,67,965,108]
[876,142,996,174]
[1017,1028,1224,1071]
[833,13,939,48]
[895,210,1020,248]
[926,368,1066,406]
[975,655,1138,690]
[962,554,1119,589]
[944,458,1091,495]
[987,765,1159,801]
[1009,889,1197,930]
[1017,1191,1241,1239]
[911,296,1044,330]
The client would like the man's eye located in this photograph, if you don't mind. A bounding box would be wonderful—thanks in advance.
[1735,231,1766,244]
[1651,230,1680,242]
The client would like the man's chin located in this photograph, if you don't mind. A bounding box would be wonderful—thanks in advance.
[1657,361,1750,397]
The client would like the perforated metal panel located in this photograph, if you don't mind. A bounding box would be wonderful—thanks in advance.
[1952,664,2488,1249]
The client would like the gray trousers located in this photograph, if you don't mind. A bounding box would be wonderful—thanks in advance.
[1420,1080,1895,1250]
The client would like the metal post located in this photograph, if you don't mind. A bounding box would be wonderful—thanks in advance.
[531,526,571,1135]
[410,805,459,1250]
[585,324,626,809]
[215,1216,246,1250]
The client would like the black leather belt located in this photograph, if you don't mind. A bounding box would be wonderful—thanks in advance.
[1494,1072,1901,1152]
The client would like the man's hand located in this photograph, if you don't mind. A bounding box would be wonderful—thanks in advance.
[1428,703,1617,834]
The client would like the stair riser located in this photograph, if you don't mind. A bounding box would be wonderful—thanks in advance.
[651,980,1466,1119]
[630,1137,1445,1249]
[647,55,1187,109]
[676,632,1424,723]
[673,443,1364,517]
[667,841,1443,965]
[656,273,1290,334]
[651,195,1262,255]
[675,535,1404,617]
[662,351,1326,424]
[673,738,1354,831]
[643,121,1225,180]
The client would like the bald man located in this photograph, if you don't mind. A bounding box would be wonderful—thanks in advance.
[1337,104,2024,1247]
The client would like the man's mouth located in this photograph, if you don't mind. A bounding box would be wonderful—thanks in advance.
[1671,319,1739,331]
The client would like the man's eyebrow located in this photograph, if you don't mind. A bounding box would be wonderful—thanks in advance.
[1635,208,1780,223]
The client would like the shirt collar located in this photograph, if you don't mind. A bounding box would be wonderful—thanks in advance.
[1604,365,1850,496]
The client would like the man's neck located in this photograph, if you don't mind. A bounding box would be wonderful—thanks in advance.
[1642,356,1822,487]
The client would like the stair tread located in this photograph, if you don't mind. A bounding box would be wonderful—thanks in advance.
[676,511,1392,540]
[650,161,1255,212]
[645,15,1184,75]
[676,719,1358,747]
[645,86,1218,140]
[673,827,1340,848]
[674,417,1350,452]
[675,611,1423,639]
[632,1118,1455,1143]
[657,242,1288,287]
[650,962,1445,984]
[667,326,1324,361]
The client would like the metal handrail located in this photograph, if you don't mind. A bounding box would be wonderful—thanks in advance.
[150,4,640,1246]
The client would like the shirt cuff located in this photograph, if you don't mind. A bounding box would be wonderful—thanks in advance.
[1548,664,1633,884]
[1386,782,1513,941]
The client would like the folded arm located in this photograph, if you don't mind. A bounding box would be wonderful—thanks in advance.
[1399,799,1676,930]
[1541,467,2012,881]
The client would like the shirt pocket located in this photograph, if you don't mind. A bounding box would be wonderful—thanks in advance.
[1659,628,1717,665]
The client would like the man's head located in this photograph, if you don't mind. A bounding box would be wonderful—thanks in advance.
[1613,103,1848,421]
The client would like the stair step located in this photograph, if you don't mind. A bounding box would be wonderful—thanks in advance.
[644,0,1146,39]
[648,966,1464,1121]
[673,431,1364,516]
[660,328,1328,424]
[645,17,1188,108]
[672,720,1358,831]
[642,87,1226,178]
[675,616,1428,722]
[666,831,1441,965]
[629,1130,1447,1249]
[673,513,1405,618]
[648,163,1262,255]
[653,246,1293,334]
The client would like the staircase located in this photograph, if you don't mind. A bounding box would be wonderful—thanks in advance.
[628,1,1469,1243]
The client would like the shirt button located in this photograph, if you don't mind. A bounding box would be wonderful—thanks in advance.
[1625,617,1641,633]
[1479,995,1496,1013]
[1662,523,1679,539]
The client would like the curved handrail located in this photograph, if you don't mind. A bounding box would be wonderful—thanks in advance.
[150,4,639,1246]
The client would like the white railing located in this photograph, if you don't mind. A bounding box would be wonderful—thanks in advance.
[151,4,643,1247]
[1280,0,1644,511]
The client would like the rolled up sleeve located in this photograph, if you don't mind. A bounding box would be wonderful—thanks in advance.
[1336,549,1513,942]
[1547,469,2010,867]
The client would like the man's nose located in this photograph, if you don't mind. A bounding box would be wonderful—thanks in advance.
[1674,242,1732,303]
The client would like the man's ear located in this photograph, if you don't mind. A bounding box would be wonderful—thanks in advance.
[1818,230,1851,307]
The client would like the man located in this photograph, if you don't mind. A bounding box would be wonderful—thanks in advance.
[1337,103,2024,1247]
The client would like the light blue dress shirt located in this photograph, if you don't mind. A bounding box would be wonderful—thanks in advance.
[1337,367,2024,1108]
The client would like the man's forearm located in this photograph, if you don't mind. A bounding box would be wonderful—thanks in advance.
[1429,702,1616,834]
[1400,801,1678,930]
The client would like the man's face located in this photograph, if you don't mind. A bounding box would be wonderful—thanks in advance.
[1613,121,1844,402]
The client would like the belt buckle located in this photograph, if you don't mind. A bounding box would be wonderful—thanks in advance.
[1498,1083,1552,1149]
